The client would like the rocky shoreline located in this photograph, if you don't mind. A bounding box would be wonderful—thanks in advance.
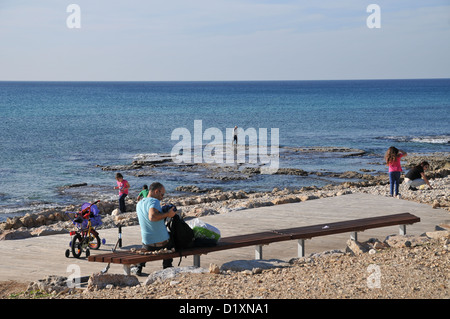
[0,152,448,299]
[1,153,449,240]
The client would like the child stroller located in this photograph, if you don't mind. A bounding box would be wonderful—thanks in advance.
[65,200,105,258]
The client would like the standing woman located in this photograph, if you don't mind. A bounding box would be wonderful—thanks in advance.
[114,173,130,213]
[384,146,407,198]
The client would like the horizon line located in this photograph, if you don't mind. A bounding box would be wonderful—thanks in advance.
[1,77,449,83]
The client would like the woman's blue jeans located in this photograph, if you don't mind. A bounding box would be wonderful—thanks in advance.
[389,171,401,196]
[119,193,127,213]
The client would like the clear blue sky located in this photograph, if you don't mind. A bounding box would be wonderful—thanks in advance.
[1,0,449,81]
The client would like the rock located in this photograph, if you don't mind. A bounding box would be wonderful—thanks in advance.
[235,191,248,199]
[345,239,369,255]
[299,195,312,202]
[209,263,220,274]
[436,224,450,231]
[432,200,441,209]
[35,215,47,226]
[20,214,35,228]
[30,226,68,237]
[384,234,429,248]
[28,275,70,294]
[87,273,140,290]
[111,208,120,216]
[192,207,219,217]
[425,230,450,240]
[373,241,387,250]
[274,168,308,176]
[175,185,208,193]
[97,201,116,215]
[53,212,66,221]
[252,267,263,274]
[220,259,289,272]
[6,217,23,230]
[244,200,273,209]
[144,267,208,285]
[0,229,32,240]
[271,196,300,205]
[365,237,388,250]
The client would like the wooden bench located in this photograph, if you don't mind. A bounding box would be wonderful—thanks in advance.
[88,212,420,275]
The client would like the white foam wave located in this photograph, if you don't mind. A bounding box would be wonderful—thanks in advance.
[380,135,450,145]
[411,136,450,144]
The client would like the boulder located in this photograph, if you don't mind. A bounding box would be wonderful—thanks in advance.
[28,275,70,294]
[5,217,23,230]
[384,234,429,248]
[87,273,140,290]
[209,263,220,274]
[345,239,369,255]
[20,214,36,228]
[0,229,32,240]
[144,267,208,285]
[30,226,68,237]
[271,196,300,205]
[425,230,450,240]
[220,259,289,272]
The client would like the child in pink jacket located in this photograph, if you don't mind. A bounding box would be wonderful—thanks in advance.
[384,146,407,198]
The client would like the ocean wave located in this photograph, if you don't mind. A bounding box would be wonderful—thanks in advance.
[133,153,172,160]
[0,202,64,222]
[378,135,450,145]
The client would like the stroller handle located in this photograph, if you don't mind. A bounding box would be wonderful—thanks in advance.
[81,200,101,219]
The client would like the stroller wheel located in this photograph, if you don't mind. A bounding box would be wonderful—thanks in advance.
[65,249,70,258]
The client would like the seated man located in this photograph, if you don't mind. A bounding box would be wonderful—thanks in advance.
[404,161,433,190]
[134,182,176,274]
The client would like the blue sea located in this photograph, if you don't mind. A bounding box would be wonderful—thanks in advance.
[1,79,449,221]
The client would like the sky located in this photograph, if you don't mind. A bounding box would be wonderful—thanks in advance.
[0,0,449,81]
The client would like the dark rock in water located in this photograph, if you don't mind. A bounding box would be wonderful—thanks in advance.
[132,154,173,166]
[99,164,143,171]
[67,183,88,188]
[274,168,309,176]
[175,185,208,193]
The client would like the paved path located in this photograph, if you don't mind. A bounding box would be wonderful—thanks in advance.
[0,193,448,283]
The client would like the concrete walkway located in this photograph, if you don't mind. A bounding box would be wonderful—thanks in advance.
[0,193,448,283]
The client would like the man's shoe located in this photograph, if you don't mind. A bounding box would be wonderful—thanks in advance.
[131,265,143,276]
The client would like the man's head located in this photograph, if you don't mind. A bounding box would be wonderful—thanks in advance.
[149,182,165,200]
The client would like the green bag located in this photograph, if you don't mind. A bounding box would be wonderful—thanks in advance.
[187,218,221,241]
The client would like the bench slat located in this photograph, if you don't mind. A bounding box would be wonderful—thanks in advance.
[274,213,420,239]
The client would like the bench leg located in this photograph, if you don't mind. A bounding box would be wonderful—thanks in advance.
[350,231,358,241]
[193,255,201,267]
[255,245,263,260]
[123,264,131,276]
[399,225,407,236]
[298,239,305,257]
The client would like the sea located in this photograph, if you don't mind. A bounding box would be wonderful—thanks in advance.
[1,79,449,221]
